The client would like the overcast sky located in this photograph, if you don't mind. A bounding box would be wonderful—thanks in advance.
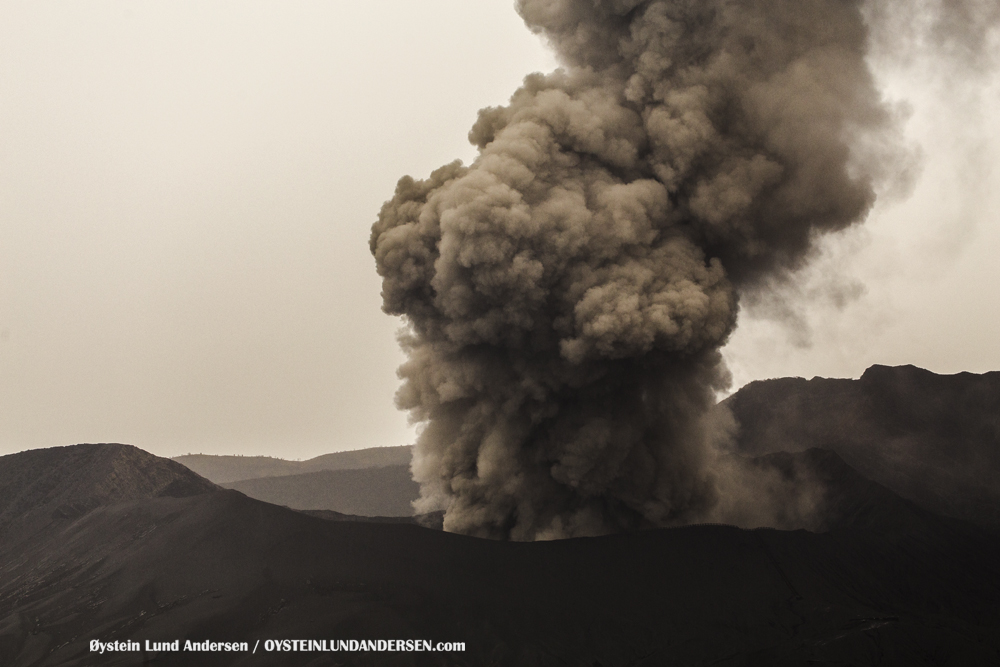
[1,1,997,459]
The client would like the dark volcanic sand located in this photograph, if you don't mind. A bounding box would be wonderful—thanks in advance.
[1,444,999,666]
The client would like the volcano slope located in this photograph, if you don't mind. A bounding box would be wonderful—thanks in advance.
[221,465,420,516]
[173,446,413,486]
[724,364,1000,528]
[1,443,999,667]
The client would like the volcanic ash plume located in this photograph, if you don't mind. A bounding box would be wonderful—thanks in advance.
[370,0,904,540]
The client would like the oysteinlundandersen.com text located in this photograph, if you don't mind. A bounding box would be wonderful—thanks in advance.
[90,638,466,654]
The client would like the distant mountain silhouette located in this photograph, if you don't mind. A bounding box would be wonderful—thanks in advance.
[217,446,946,531]
[2,443,999,666]
[724,364,1000,527]
[173,445,413,484]
[221,465,419,516]
[280,448,954,537]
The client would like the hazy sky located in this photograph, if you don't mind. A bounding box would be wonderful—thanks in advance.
[1,1,997,459]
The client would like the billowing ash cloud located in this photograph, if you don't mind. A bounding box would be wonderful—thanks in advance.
[368,0,977,540]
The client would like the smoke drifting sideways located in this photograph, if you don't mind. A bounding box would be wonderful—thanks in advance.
[369,0,994,540]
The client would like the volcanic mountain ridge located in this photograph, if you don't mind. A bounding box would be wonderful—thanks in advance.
[0,439,998,666]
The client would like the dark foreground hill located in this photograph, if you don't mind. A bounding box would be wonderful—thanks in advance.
[724,364,1000,527]
[221,465,419,516]
[0,443,216,540]
[173,446,413,485]
[2,444,999,666]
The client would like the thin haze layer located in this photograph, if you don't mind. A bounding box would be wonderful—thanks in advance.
[369,0,967,540]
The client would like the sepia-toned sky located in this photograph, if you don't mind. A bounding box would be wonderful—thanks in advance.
[1,1,997,459]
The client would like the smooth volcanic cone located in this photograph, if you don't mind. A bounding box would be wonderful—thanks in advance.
[370,0,913,540]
